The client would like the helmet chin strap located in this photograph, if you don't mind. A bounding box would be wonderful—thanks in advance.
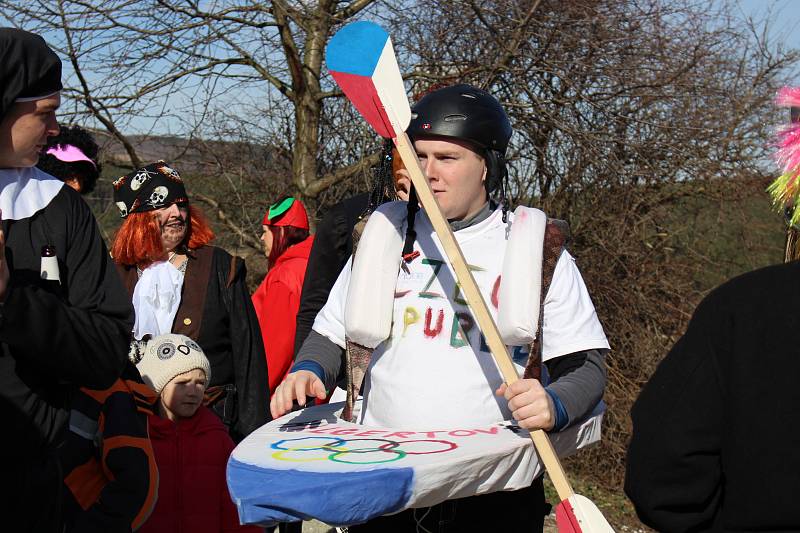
[401,184,420,262]
[482,149,511,223]
[483,150,510,223]
[499,173,510,225]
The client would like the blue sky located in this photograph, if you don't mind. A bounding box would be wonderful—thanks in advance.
[735,0,800,55]
[37,1,800,135]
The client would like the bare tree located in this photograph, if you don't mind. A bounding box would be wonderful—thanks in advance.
[0,0,386,254]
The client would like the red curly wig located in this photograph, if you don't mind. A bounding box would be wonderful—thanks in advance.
[112,205,215,268]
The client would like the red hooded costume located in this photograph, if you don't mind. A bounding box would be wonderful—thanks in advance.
[252,199,314,393]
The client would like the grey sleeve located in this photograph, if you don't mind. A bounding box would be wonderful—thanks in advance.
[546,348,607,427]
[295,330,345,391]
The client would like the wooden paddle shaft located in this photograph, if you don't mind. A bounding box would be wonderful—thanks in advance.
[393,131,576,502]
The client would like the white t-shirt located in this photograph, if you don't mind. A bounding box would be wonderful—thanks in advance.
[313,207,609,428]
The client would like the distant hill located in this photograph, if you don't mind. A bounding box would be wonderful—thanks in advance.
[89,129,280,175]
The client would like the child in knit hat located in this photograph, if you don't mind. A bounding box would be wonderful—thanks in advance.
[136,334,259,533]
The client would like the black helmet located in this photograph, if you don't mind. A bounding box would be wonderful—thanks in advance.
[407,84,512,192]
[408,84,512,154]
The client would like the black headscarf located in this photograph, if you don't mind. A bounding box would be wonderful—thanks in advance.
[113,161,188,218]
[0,28,63,120]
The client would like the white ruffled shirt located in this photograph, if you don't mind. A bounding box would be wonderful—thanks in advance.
[132,261,185,340]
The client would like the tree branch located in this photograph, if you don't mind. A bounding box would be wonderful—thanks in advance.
[192,192,262,251]
[58,0,143,168]
[303,150,382,198]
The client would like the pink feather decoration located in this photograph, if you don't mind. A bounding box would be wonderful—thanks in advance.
[775,124,800,172]
[769,87,800,225]
[776,86,800,108]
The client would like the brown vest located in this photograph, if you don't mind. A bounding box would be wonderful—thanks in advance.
[116,246,215,340]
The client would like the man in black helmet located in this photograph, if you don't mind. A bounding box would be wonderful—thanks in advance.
[0,28,133,531]
[271,85,608,531]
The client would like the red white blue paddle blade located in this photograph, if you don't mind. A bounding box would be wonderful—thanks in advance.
[555,494,615,533]
[326,21,411,138]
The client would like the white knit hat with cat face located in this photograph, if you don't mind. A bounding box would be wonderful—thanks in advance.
[136,333,211,394]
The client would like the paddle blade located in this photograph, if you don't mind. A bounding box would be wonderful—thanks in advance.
[555,494,615,533]
[326,21,411,138]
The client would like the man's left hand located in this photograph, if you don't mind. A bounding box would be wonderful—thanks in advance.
[496,379,555,431]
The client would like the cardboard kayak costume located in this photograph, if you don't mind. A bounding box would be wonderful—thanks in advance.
[227,203,607,526]
[228,399,603,526]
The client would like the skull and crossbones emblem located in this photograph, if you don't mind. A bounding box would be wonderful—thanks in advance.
[130,170,152,191]
[148,186,169,207]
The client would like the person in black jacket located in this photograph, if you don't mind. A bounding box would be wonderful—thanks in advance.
[293,141,409,355]
[625,262,800,531]
[110,161,269,441]
[293,192,370,356]
[0,28,133,532]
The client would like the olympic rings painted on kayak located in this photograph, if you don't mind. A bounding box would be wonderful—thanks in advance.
[270,436,458,465]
